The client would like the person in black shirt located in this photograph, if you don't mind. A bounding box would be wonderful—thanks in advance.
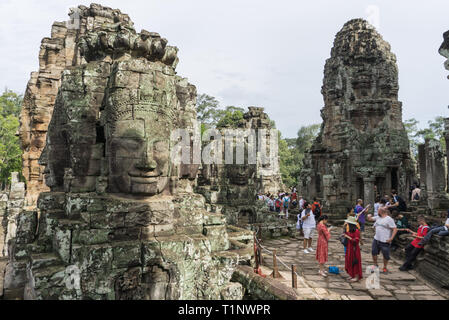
[388,190,407,213]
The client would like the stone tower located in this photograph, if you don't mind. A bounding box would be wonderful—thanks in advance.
[5,4,252,300]
[299,19,414,215]
[19,5,110,207]
[196,107,282,225]
[441,31,449,193]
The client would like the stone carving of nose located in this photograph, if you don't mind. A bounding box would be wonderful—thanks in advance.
[135,142,157,171]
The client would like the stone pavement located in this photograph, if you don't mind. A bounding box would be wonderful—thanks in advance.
[259,226,448,300]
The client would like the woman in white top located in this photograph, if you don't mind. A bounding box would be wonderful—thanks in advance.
[301,202,316,254]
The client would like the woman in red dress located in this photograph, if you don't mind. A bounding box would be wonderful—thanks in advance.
[344,216,363,282]
[316,215,332,277]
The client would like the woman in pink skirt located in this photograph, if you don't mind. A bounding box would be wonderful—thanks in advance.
[316,215,332,277]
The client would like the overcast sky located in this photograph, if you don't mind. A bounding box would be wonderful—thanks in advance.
[1,0,448,138]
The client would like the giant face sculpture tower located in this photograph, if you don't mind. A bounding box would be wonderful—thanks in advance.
[298,19,414,216]
[8,4,251,300]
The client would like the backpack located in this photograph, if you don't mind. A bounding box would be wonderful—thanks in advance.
[275,199,281,208]
[413,193,420,201]
[283,197,289,206]
[312,203,321,217]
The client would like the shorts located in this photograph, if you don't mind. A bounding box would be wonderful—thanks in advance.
[371,239,391,260]
[303,228,315,239]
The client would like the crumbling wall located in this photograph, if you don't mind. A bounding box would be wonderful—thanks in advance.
[0,173,26,258]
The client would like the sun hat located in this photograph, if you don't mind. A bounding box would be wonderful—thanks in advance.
[344,216,358,225]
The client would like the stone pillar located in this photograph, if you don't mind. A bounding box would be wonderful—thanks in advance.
[444,118,449,192]
[425,139,447,209]
[0,192,8,257]
[418,143,427,201]
[363,176,375,211]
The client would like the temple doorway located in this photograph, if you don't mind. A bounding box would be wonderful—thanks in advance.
[391,168,399,192]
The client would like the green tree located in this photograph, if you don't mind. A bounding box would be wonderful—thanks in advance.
[404,117,446,157]
[196,94,246,132]
[417,116,446,151]
[278,133,296,187]
[0,89,23,187]
[216,106,245,128]
[278,124,320,188]
[404,118,420,158]
[0,88,22,118]
[196,94,222,127]
[295,124,320,154]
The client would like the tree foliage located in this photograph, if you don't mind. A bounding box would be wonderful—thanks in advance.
[216,107,244,128]
[197,94,245,130]
[0,89,23,187]
[196,94,221,126]
[404,116,446,158]
[279,124,320,188]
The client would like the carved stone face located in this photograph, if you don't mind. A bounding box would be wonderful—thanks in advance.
[226,164,254,186]
[108,117,171,195]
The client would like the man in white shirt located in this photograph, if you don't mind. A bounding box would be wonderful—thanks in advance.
[366,206,398,273]
[301,202,316,254]
[418,210,449,246]
[298,197,305,210]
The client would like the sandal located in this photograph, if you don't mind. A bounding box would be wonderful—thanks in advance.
[319,270,328,277]
[382,268,389,274]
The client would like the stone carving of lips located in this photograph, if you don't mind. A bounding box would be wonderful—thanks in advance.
[129,171,161,183]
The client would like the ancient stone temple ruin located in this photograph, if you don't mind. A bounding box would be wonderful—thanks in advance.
[299,19,414,215]
[242,107,283,195]
[391,30,449,291]
[5,4,253,300]
[19,7,89,208]
[196,107,283,226]
[417,139,449,210]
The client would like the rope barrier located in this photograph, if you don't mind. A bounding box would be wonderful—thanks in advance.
[254,235,323,300]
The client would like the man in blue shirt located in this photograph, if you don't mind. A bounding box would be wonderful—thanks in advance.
[355,199,367,232]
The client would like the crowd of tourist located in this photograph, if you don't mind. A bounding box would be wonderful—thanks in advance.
[257,187,301,219]
[257,188,449,282]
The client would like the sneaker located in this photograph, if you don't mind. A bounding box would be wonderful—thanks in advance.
[382,268,389,274]
[399,266,409,272]
[318,270,328,277]
[303,249,309,254]
[308,248,314,252]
